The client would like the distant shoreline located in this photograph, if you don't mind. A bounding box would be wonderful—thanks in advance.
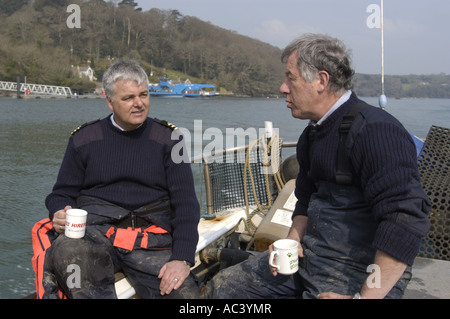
[1,91,448,100]
[0,92,105,99]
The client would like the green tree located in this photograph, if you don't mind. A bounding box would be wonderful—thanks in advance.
[0,0,30,16]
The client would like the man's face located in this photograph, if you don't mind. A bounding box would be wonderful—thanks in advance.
[107,79,150,131]
[279,52,322,121]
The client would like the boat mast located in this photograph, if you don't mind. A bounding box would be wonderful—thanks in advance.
[379,0,387,109]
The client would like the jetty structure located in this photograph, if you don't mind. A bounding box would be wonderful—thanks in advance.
[0,80,73,98]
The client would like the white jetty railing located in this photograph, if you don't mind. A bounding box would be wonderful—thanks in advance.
[0,81,72,97]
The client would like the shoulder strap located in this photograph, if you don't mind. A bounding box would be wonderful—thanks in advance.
[153,118,178,131]
[335,102,370,185]
[148,118,180,146]
[306,125,316,182]
[71,119,100,135]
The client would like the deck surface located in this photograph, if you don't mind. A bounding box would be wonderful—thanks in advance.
[404,257,450,299]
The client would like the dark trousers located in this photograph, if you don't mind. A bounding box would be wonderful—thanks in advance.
[46,226,199,299]
[201,251,303,299]
[201,250,410,299]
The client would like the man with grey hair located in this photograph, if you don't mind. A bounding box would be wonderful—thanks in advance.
[201,34,430,299]
[39,60,200,298]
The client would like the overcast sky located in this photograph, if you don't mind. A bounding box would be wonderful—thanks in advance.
[136,0,450,75]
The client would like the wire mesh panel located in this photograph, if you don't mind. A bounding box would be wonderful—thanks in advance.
[205,143,280,214]
[417,125,450,261]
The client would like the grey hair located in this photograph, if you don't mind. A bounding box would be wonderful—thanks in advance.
[281,33,354,93]
[102,60,148,101]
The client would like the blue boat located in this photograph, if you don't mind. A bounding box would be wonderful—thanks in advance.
[149,78,216,97]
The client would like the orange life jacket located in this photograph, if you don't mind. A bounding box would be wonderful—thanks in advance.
[103,224,170,251]
[31,218,66,299]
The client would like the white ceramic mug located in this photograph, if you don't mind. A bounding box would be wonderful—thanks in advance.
[269,239,299,275]
[65,209,88,239]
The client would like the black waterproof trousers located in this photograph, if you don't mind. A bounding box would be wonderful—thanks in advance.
[46,226,199,299]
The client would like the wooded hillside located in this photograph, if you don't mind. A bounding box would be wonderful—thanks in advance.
[355,73,450,99]
[0,0,284,96]
[1,0,449,98]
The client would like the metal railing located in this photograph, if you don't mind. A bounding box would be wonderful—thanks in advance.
[0,81,72,96]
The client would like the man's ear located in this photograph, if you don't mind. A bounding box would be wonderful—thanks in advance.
[106,96,114,112]
[316,70,330,93]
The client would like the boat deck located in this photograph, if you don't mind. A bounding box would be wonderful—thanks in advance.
[404,257,450,299]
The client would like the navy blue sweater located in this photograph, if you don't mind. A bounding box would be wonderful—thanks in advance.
[46,116,200,263]
[294,93,431,265]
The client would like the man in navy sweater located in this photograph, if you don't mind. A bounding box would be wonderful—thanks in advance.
[44,60,200,298]
[202,34,430,299]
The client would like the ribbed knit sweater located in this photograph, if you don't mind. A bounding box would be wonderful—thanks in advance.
[45,116,200,264]
[293,92,431,265]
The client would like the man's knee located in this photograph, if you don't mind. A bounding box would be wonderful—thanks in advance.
[201,254,261,299]
[47,234,116,298]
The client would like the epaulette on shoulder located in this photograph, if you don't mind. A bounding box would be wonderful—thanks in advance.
[154,118,178,131]
[71,119,100,135]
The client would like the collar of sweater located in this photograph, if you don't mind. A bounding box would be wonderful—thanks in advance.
[107,114,149,135]
[313,92,360,133]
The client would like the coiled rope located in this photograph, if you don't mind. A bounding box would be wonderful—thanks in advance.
[243,132,283,236]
